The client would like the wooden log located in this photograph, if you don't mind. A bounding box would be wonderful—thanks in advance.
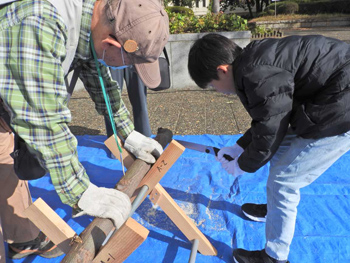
[92,218,149,263]
[88,140,183,262]
[105,128,173,198]
[61,128,173,262]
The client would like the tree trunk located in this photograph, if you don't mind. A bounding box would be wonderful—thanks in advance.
[61,128,173,263]
[211,0,221,14]
[256,0,261,14]
[247,0,253,18]
[256,0,270,13]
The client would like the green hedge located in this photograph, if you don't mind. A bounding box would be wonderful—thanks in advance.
[166,10,248,34]
[265,1,299,15]
[298,0,350,14]
[293,0,322,2]
[166,6,194,16]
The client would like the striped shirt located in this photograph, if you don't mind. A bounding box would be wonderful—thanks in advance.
[0,0,134,206]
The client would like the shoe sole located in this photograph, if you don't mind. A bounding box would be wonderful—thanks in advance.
[234,252,290,263]
[242,210,266,222]
[40,246,64,259]
[8,245,63,259]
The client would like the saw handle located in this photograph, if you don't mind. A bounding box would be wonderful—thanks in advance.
[154,127,173,149]
[212,147,234,161]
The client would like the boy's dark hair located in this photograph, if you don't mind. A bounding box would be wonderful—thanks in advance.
[188,33,242,89]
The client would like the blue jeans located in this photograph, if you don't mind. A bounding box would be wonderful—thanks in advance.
[265,129,350,260]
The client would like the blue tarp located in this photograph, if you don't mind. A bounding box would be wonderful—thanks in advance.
[6,134,350,263]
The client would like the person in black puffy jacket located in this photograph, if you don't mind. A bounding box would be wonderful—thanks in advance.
[188,33,350,263]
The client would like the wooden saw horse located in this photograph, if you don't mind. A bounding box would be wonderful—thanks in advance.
[24,129,217,263]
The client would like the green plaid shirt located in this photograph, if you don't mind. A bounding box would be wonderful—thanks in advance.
[0,0,134,206]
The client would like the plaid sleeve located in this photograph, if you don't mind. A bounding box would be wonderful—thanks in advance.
[79,59,134,139]
[0,7,89,206]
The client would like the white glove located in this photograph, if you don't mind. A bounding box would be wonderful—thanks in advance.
[124,130,163,163]
[221,158,246,178]
[216,143,244,163]
[73,183,131,228]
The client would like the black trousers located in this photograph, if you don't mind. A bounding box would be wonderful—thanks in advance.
[106,67,151,138]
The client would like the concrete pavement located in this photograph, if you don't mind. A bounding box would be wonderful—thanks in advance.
[68,26,350,136]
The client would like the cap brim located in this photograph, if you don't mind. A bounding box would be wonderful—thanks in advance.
[134,60,161,89]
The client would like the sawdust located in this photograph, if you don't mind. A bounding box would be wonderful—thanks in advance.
[196,219,206,227]
[205,198,213,220]
[179,201,196,216]
[145,204,159,219]
[176,194,227,231]
[205,195,227,231]
[178,201,205,227]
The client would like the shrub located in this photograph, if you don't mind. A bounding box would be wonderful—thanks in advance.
[166,10,248,34]
[265,1,299,15]
[298,0,350,14]
[260,9,276,17]
[166,6,194,16]
[250,25,271,35]
[293,0,321,2]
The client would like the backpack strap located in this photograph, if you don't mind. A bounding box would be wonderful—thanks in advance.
[163,47,170,64]
[65,65,82,97]
[0,99,12,132]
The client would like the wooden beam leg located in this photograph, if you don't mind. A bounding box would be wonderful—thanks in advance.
[24,198,80,254]
[104,135,135,169]
[149,184,217,256]
[92,218,149,263]
[131,140,185,203]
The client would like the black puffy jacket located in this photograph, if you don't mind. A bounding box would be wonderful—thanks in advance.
[233,35,350,173]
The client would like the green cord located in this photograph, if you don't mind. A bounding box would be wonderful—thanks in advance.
[90,38,123,154]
